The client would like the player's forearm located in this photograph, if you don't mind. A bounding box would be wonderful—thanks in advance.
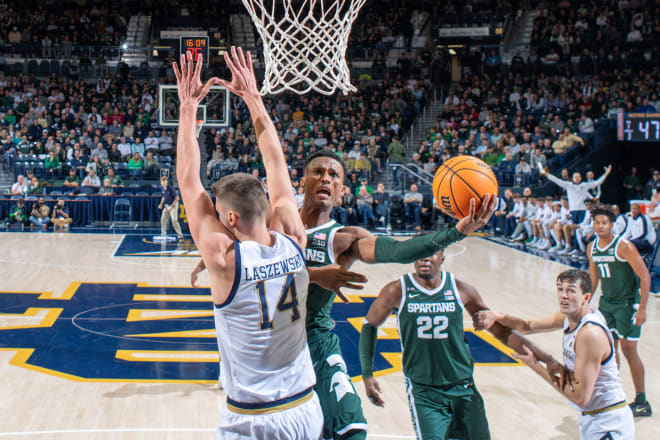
[371,227,466,264]
[175,105,203,193]
[505,328,558,365]
[358,321,378,377]
[492,313,533,334]
[242,94,291,204]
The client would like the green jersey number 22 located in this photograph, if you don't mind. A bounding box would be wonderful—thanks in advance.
[417,316,448,339]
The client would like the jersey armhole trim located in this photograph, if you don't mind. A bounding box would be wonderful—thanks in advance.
[215,240,242,308]
[613,235,627,263]
[327,226,339,265]
[280,232,306,263]
[397,275,407,314]
[578,321,614,365]
[450,273,464,310]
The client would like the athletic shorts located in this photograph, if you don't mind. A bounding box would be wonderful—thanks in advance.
[405,377,490,440]
[599,298,642,341]
[216,391,323,440]
[577,406,634,440]
[307,330,367,440]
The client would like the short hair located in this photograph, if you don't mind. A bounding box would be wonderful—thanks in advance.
[591,205,616,223]
[304,150,346,176]
[557,269,592,294]
[211,173,268,225]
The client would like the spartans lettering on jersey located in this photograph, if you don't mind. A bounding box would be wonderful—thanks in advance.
[591,255,616,263]
[243,254,305,282]
[407,302,456,313]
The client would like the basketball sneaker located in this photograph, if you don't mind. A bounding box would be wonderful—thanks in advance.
[629,400,652,417]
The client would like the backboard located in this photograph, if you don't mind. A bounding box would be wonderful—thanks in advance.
[158,85,230,129]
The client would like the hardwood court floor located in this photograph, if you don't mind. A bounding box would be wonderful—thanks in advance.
[0,233,658,439]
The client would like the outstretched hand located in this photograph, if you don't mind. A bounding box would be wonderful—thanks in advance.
[309,265,367,303]
[172,52,222,107]
[217,46,259,99]
[455,194,498,235]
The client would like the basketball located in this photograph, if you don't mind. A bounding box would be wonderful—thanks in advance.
[433,155,498,219]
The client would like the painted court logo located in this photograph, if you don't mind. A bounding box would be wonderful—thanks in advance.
[0,284,519,382]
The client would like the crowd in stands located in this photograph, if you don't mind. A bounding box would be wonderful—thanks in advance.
[2,0,660,236]
[0,2,128,59]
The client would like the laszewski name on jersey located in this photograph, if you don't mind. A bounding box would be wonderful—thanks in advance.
[243,254,305,281]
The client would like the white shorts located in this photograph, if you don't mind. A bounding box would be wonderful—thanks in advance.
[217,391,323,440]
[577,406,635,440]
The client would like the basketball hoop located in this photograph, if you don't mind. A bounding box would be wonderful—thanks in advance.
[196,120,204,138]
[195,105,207,138]
[241,0,367,96]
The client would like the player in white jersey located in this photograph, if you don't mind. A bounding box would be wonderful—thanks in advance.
[174,47,324,439]
[477,269,634,439]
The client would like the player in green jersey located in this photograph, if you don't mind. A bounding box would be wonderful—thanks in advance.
[300,150,498,439]
[359,250,565,439]
[587,205,652,417]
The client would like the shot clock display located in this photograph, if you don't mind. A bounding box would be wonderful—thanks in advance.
[180,36,209,62]
[617,113,660,142]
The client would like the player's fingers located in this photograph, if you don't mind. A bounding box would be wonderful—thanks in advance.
[180,54,187,80]
[187,51,194,81]
[247,50,255,76]
[223,51,237,73]
[172,61,181,82]
[339,271,368,282]
[336,290,350,303]
[375,380,382,393]
[238,47,247,69]
[342,283,364,290]
[477,193,490,217]
[195,53,203,80]
[468,198,476,220]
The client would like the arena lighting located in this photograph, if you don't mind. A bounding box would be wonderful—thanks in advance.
[153,49,158,56]
[122,43,128,50]
[448,49,456,55]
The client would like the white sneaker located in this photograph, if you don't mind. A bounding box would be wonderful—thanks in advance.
[568,249,579,256]
[549,244,562,253]
[539,240,552,250]
[557,246,570,255]
[378,216,385,225]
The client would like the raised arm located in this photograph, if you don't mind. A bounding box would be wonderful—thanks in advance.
[218,47,305,248]
[359,280,403,407]
[173,53,229,261]
[582,165,612,190]
[340,196,498,265]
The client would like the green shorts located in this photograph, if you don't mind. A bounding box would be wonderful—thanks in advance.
[599,298,642,341]
[308,330,367,440]
[405,377,490,440]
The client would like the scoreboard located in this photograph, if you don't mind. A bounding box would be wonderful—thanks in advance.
[616,112,660,142]
[180,36,209,62]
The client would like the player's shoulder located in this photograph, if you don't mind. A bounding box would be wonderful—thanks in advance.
[577,321,610,350]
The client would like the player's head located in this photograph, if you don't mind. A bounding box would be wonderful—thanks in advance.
[302,150,346,209]
[211,173,268,230]
[556,269,593,315]
[414,250,445,280]
[560,196,568,208]
[572,172,582,184]
[591,205,616,237]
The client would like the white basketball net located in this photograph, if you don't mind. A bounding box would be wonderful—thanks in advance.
[241,0,367,96]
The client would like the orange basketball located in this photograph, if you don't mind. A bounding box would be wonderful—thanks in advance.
[432,155,498,219]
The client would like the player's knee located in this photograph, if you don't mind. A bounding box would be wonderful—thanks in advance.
[620,341,639,359]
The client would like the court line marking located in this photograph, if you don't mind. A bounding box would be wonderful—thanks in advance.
[0,428,413,438]
[443,243,465,258]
